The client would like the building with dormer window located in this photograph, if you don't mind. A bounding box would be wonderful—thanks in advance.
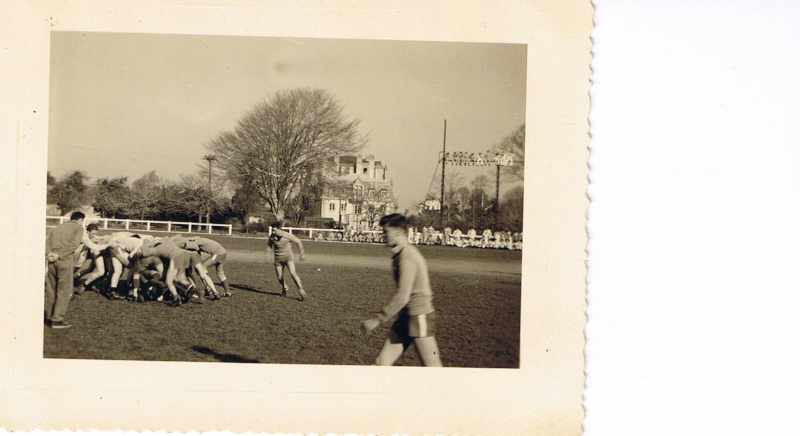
[321,154,396,230]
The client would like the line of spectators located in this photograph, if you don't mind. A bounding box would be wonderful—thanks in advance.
[310,225,523,250]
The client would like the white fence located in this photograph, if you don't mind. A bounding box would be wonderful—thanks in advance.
[46,216,232,235]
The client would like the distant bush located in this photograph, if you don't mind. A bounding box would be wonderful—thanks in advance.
[242,221,270,234]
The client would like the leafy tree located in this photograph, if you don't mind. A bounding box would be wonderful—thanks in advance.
[49,171,91,214]
[206,88,366,222]
[231,182,263,225]
[155,182,188,221]
[91,176,131,218]
[129,171,164,220]
[492,124,525,182]
[46,171,57,206]
[499,186,524,232]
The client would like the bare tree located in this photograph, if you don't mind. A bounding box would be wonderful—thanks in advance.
[176,174,211,223]
[443,172,465,222]
[492,124,525,182]
[207,88,366,222]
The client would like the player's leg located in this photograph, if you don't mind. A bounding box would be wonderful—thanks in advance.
[80,254,106,292]
[285,260,306,300]
[51,258,74,324]
[414,336,443,367]
[74,254,92,279]
[202,254,217,269]
[44,261,58,324]
[375,327,411,366]
[214,255,232,297]
[193,262,217,298]
[407,313,442,366]
[113,249,130,268]
[107,257,125,299]
[164,264,182,306]
[274,263,288,295]
[149,276,168,301]
[180,267,202,302]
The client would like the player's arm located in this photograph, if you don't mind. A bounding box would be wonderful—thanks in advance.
[362,255,417,333]
[287,233,306,260]
[81,232,109,252]
[378,257,416,320]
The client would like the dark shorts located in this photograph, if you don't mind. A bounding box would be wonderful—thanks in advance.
[274,256,294,267]
[391,311,436,339]
[141,270,162,281]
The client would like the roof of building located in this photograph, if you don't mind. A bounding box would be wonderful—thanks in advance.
[336,173,393,185]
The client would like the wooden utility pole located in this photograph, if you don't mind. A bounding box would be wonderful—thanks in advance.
[496,163,501,227]
[440,119,447,230]
[203,154,217,228]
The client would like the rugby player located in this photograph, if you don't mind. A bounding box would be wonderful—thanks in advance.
[360,213,443,367]
[267,222,307,301]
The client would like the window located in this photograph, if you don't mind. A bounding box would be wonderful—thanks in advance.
[329,203,336,211]
[368,189,375,199]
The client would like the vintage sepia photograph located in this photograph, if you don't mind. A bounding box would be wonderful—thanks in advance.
[2,1,591,434]
[44,32,526,368]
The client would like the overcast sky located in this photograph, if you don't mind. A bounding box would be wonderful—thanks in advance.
[47,31,527,211]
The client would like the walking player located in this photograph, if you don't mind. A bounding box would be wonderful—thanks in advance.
[360,213,443,367]
[267,222,307,301]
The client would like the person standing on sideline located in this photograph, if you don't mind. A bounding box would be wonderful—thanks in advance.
[44,211,86,329]
[360,213,443,367]
[267,222,307,301]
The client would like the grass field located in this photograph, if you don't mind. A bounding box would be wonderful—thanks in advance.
[43,233,522,368]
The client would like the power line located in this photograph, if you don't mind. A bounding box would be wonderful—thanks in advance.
[60,144,192,160]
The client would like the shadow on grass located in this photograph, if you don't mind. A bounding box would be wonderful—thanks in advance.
[230,283,292,298]
[191,345,260,363]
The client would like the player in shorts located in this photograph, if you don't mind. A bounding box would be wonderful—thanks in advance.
[360,213,443,367]
[267,222,307,301]
[73,223,111,296]
[138,238,198,306]
[125,254,165,303]
[104,232,146,299]
[173,235,231,298]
